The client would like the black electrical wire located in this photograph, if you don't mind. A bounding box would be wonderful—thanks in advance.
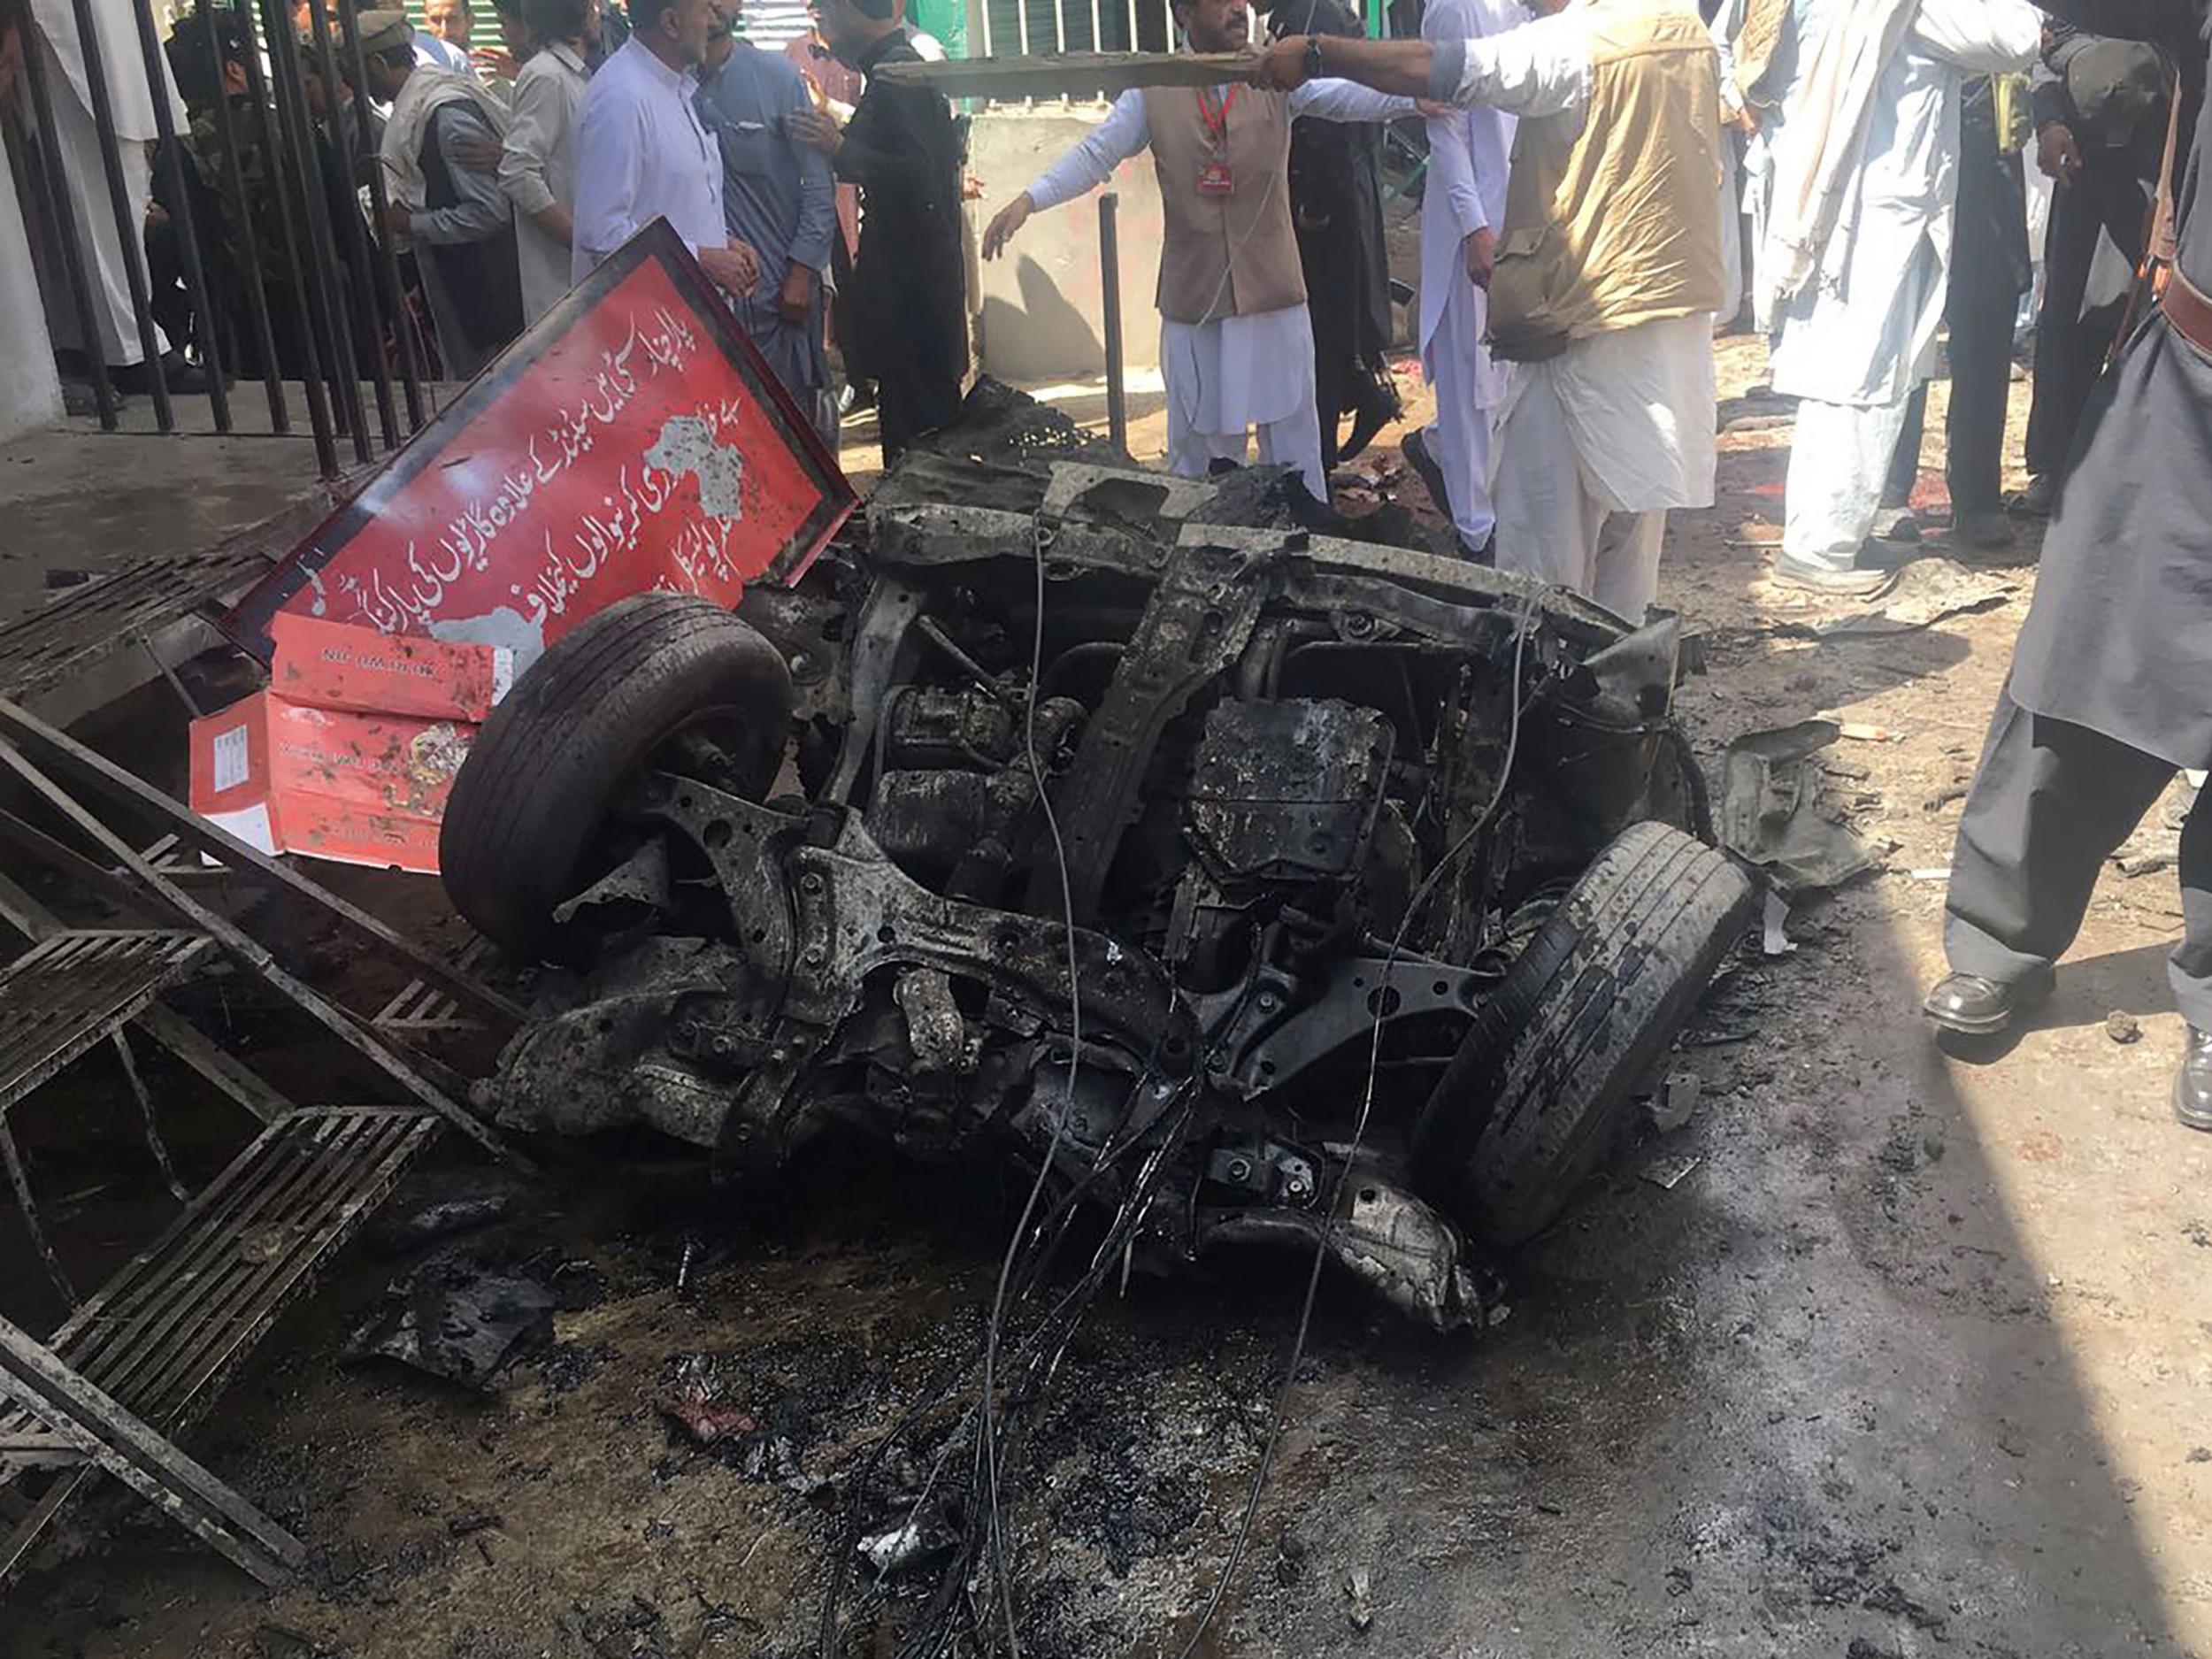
[1171,596,1544,1659]
[973,512,1087,1658]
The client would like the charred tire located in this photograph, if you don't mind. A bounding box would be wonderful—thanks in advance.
[441,595,794,958]
[1413,820,1754,1248]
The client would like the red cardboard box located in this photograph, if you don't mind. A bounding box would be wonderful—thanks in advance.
[190,617,505,873]
[189,691,476,874]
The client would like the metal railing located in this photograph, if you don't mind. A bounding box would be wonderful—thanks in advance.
[12,0,436,476]
[974,0,1179,58]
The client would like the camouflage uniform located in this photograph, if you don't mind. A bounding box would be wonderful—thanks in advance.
[186,96,287,286]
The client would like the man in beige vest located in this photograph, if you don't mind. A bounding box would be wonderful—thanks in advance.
[1255,0,1725,620]
[980,0,1410,501]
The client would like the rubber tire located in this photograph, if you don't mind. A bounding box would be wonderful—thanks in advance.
[1413,820,1755,1248]
[440,595,794,958]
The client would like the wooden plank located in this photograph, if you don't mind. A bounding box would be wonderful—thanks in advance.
[0,1315,303,1587]
[873,49,1259,99]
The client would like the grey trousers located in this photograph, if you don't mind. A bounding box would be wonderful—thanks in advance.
[1945,688,2212,1028]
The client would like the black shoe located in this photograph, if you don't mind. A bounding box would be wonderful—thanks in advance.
[1401,428,1449,520]
[111,351,210,396]
[1953,509,2016,551]
[1923,966,2055,1037]
[2008,474,2057,518]
[1340,380,1401,468]
[2175,1028,2212,1132]
[1870,505,1921,544]
[1460,533,1495,566]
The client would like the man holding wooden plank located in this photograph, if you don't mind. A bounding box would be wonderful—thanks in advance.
[979,0,1414,503]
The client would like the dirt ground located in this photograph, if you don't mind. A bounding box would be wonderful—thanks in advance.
[8,332,2212,1659]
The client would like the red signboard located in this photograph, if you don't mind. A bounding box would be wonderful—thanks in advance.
[227,220,855,659]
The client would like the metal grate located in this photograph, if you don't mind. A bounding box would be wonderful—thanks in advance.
[372,936,494,1038]
[0,932,216,1114]
[0,548,273,704]
[0,1109,435,1471]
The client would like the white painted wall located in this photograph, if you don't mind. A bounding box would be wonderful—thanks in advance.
[969,104,1166,383]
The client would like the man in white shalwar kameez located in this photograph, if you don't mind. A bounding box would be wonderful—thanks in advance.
[1708,0,1815,336]
[980,0,1411,502]
[1409,0,1517,557]
[1255,0,1726,622]
[21,0,192,388]
[1762,0,2038,595]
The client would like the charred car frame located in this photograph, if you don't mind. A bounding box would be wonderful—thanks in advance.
[441,420,1754,1330]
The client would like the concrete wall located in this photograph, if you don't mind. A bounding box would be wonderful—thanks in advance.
[970,105,1166,383]
[0,141,63,444]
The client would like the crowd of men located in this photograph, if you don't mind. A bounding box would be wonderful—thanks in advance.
[3,0,970,455]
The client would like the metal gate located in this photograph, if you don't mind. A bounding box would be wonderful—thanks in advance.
[8,0,440,476]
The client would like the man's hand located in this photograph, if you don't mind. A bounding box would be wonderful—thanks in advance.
[1415,97,1452,118]
[787,106,842,156]
[451,130,503,173]
[472,44,518,79]
[1463,224,1494,288]
[2037,120,2083,185]
[981,193,1033,261]
[1251,35,1310,91]
[699,239,761,295]
[778,261,813,323]
[963,172,986,201]
[384,201,413,237]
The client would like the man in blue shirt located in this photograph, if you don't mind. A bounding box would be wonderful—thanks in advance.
[695,0,840,447]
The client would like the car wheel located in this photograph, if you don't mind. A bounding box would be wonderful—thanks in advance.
[440,595,794,959]
[1412,820,1755,1248]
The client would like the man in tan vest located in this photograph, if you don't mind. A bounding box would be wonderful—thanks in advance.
[1254,0,1725,620]
[980,0,1411,501]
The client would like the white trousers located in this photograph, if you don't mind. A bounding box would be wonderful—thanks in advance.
[1491,362,1667,621]
[1163,351,1327,502]
[1781,392,1917,572]
[1425,286,1496,549]
[35,34,164,367]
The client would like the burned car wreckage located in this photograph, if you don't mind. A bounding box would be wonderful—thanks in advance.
[440,394,1754,1331]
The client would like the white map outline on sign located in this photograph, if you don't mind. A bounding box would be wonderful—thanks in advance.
[645,414,748,520]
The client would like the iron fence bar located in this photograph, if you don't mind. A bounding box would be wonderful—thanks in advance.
[237,0,342,475]
[1099,190,1125,453]
[260,0,373,465]
[192,4,288,434]
[126,0,230,432]
[63,0,172,429]
[337,0,426,430]
[306,0,399,449]
[16,23,117,429]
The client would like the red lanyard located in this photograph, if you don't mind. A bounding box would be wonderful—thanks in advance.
[1196,84,1240,149]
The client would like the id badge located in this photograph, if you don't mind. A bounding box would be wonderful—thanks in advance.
[1198,160,1233,196]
